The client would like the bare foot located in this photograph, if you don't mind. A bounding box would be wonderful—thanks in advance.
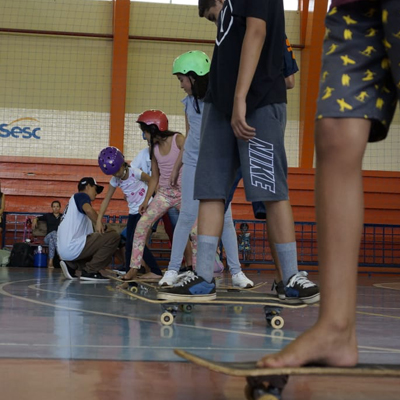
[117,281,129,290]
[258,322,358,368]
[138,272,161,281]
[122,269,138,281]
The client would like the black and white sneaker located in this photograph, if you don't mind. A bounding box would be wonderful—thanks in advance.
[80,270,110,282]
[60,261,78,281]
[157,273,216,301]
[271,280,285,299]
[273,271,319,304]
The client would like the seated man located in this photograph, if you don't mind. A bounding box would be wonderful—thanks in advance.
[57,177,120,281]
[32,200,62,268]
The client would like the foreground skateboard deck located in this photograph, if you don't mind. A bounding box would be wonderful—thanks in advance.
[174,349,400,400]
[119,284,307,328]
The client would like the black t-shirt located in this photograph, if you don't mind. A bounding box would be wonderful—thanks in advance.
[205,0,287,117]
[38,213,62,234]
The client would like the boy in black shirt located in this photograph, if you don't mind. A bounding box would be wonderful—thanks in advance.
[159,0,319,303]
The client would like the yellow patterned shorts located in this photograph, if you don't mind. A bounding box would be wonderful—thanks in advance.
[316,0,400,142]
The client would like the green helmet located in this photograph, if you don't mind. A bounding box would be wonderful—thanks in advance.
[172,50,210,76]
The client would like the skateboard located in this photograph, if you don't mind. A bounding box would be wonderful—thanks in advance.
[107,273,162,292]
[216,281,267,292]
[119,284,307,328]
[174,349,400,400]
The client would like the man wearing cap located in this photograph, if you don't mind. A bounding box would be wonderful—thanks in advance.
[57,177,120,281]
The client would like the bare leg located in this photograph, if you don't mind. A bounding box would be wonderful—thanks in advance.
[183,239,193,267]
[259,118,370,367]
[198,200,225,237]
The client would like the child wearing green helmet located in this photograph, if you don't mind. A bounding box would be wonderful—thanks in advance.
[157,50,254,292]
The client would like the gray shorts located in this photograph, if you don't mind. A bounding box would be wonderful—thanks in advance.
[194,102,289,202]
[316,0,400,142]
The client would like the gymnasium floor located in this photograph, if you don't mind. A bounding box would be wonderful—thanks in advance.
[0,267,399,400]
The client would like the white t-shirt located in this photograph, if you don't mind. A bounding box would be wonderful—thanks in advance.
[110,167,147,215]
[57,193,93,261]
[131,147,151,175]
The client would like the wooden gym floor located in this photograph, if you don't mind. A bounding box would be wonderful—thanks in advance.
[0,267,399,400]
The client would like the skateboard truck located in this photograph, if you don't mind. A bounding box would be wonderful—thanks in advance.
[246,375,289,400]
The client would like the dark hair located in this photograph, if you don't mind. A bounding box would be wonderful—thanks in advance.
[198,0,217,17]
[51,200,61,207]
[188,72,209,101]
[138,122,182,160]
[240,222,249,231]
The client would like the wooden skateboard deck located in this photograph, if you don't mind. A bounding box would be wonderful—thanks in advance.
[216,281,267,292]
[107,274,160,285]
[119,284,307,328]
[174,349,400,400]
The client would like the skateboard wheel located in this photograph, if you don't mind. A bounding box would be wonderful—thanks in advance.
[129,286,138,294]
[244,384,279,400]
[160,311,175,326]
[270,316,284,329]
[234,306,243,314]
[181,304,194,313]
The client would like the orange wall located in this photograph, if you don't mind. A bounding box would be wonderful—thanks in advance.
[1,156,400,225]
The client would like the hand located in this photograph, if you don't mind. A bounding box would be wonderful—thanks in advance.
[169,168,179,187]
[139,201,148,215]
[95,220,105,234]
[231,97,256,141]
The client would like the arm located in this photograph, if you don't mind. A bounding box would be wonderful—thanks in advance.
[32,213,45,229]
[130,165,151,183]
[82,203,99,226]
[170,133,186,187]
[140,157,160,214]
[140,171,151,183]
[285,74,295,89]
[184,113,190,133]
[95,184,116,233]
[231,17,266,140]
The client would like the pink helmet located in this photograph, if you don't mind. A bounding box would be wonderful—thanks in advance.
[98,146,125,175]
[136,110,168,132]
